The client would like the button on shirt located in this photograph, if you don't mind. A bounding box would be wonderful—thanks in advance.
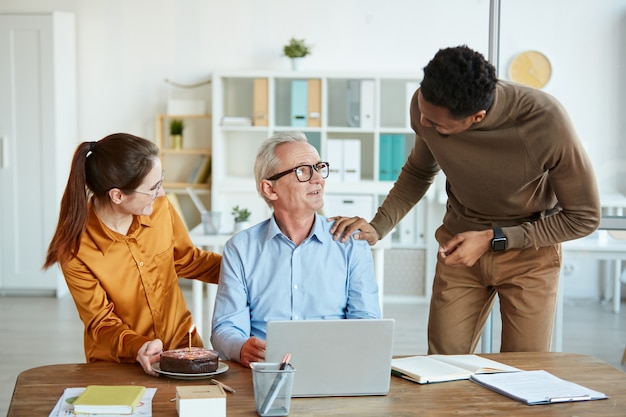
[211,213,381,361]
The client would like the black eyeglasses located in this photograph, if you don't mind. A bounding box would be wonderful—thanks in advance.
[267,162,330,182]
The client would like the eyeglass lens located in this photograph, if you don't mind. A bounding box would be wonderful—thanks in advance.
[295,163,329,182]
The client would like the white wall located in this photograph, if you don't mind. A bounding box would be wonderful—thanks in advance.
[2,0,625,298]
[1,0,623,192]
[0,0,490,141]
[499,0,626,195]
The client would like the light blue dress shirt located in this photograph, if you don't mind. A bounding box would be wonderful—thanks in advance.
[210,213,381,361]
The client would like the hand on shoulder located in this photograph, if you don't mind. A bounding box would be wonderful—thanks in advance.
[328,216,379,246]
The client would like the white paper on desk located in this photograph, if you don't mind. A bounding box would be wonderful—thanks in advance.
[49,387,157,417]
[470,370,608,405]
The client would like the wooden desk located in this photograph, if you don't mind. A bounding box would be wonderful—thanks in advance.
[9,353,626,416]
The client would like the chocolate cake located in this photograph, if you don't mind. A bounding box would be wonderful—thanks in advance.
[160,347,219,374]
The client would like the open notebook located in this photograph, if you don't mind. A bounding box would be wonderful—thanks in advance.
[266,319,395,397]
[391,354,520,384]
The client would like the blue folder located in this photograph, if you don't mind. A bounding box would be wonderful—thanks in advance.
[391,134,406,180]
[379,134,393,181]
[291,80,308,127]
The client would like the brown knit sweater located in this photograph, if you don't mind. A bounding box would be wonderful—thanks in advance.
[371,80,601,250]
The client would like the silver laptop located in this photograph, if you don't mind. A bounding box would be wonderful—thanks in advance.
[265,319,395,397]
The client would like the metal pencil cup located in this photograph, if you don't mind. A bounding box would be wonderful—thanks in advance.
[250,362,296,416]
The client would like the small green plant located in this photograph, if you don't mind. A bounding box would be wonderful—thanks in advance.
[283,37,311,58]
[231,205,251,222]
[169,119,185,135]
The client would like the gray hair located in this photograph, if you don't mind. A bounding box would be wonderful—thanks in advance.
[254,131,308,207]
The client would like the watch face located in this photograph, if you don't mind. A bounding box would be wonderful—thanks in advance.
[492,237,507,251]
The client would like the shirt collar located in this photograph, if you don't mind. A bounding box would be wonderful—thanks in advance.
[265,212,327,245]
[87,198,155,255]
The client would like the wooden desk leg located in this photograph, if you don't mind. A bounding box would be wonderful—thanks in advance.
[613,260,621,314]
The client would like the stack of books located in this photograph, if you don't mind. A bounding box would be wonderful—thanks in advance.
[187,156,212,184]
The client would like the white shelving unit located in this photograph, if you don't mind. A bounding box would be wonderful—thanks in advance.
[155,113,213,191]
[210,71,439,298]
[154,111,213,228]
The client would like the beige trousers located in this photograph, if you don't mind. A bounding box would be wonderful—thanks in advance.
[427,226,562,354]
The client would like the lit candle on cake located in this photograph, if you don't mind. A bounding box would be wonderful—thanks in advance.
[188,323,195,351]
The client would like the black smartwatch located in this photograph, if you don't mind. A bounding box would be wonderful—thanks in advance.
[491,227,507,251]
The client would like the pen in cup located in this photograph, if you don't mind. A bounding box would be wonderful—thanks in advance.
[279,353,291,370]
[260,353,292,415]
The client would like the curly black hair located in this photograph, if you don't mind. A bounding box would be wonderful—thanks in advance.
[420,45,497,118]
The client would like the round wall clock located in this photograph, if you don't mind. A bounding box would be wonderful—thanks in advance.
[509,50,552,89]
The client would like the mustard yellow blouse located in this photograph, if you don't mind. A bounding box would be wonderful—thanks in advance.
[61,197,221,363]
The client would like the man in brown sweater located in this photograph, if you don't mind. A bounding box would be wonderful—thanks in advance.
[331,45,600,354]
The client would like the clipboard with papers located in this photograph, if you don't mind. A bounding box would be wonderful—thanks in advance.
[470,370,608,405]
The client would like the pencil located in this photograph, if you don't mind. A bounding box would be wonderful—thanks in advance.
[211,378,236,394]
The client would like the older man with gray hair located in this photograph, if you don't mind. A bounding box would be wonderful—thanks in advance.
[211,131,381,366]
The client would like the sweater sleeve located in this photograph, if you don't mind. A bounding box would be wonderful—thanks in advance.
[504,102,601,249]
[370,134,439,239]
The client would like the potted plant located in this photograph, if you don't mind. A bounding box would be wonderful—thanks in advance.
[169,119,185,149]
[283,37,311,70]
[232,205,252,232]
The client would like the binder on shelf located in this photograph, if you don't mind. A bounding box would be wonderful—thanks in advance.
[291,79,308,127]
[391,134,406,179]
[307,79,322,127]
[379,134,393,181]
[343,139,361,182]
[360,80,375,130]
[378,134,407,181]
[397,206,417,245]
[253,78,269,126]
[346,79,361,127]
[405,81,419,129]
[326,139,344,181]
[327,138,361,182]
